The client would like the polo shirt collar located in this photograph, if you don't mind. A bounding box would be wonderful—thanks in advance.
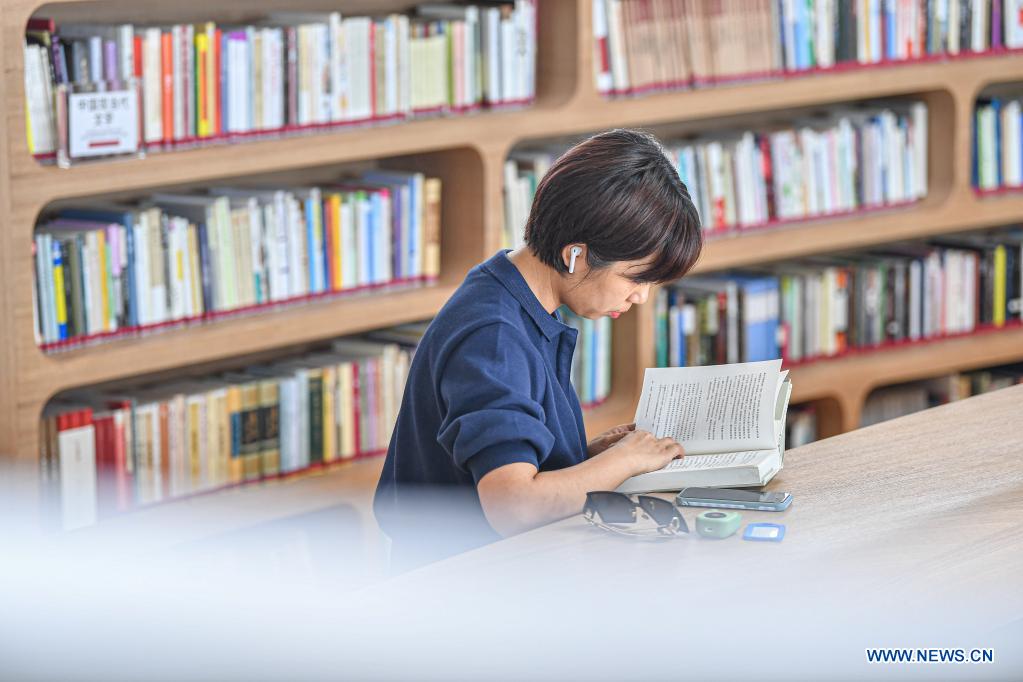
[483,250,571,340]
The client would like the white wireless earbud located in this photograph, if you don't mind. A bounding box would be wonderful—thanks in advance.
[568,246,582,274]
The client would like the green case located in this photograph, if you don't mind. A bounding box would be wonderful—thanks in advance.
[695,510,742,539]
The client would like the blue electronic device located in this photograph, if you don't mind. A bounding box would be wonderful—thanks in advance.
[743,523,786,542]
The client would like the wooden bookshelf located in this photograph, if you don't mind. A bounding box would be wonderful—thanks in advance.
[786,324,1023,433]
[691,190,1023,272]
[3,0,1023,529]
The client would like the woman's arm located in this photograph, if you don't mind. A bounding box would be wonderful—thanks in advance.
[476,430,684,537]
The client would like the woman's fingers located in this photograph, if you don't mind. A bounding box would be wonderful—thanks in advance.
[604,423,636,438]
[657,436,685,458]
[602,430,632,447]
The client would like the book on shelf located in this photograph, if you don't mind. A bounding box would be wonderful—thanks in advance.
[46,406,99,531]
[655,227,1023,367]
[41,335,415,530]
[861,361,1023,426]
[502,100,928,242]
[23,2,538,160]
[785,404,817,448]
[592,0,1023,96]
[675,101,928,233]
[974,91,1023,191]
[616,359,791,494]
[23,28,58,155]
[656,274,778,367]
[560,309,613,407]
[32,171,442,350]
[502,150,553,249]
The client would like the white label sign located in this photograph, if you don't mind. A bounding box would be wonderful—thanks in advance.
[68,89,139,159]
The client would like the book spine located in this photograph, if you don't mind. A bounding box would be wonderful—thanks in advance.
[196,30,209,137]
[260,380,281,476]
[308,370,324,464]
[161,32,174,145]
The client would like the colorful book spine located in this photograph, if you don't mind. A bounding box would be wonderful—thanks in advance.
[26,3,538,162]
[42,332,416,529]
[504,100,927,242]
[561,309,613,407]
[33,171,443,351]
[594,0,1022,96]
[656,227,1023,367]
[974,93,1023,191]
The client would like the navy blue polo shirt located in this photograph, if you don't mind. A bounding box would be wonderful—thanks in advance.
[374,250,588,565]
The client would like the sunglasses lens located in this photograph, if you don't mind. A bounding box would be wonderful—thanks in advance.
[638,496,687,531]
[584,491,636,524]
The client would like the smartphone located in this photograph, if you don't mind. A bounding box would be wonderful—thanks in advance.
[675,487,793,511]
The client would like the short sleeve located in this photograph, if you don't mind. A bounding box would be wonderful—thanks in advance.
[436,323,556,484]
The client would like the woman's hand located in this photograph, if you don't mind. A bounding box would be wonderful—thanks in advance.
[604,429,685,476]
[586,423,637,458]
[477,428,684,537]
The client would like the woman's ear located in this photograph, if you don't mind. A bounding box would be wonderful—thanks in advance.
[562,244,587,274]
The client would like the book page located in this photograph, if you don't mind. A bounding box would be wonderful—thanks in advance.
[614,446,782,494]
[659,450,773,471]
[775,378,792,463]
[633,360,782,455]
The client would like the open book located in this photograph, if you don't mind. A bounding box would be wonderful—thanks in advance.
[616,359,791,494]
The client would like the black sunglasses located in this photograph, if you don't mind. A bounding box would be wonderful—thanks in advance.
[583,491,690,537]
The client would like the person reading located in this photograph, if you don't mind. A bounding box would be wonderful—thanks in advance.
[374,129,704,568]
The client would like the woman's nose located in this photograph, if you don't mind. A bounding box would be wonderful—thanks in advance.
[628,284,650,305]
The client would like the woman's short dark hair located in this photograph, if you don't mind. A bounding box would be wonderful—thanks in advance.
[523,129,702,282]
